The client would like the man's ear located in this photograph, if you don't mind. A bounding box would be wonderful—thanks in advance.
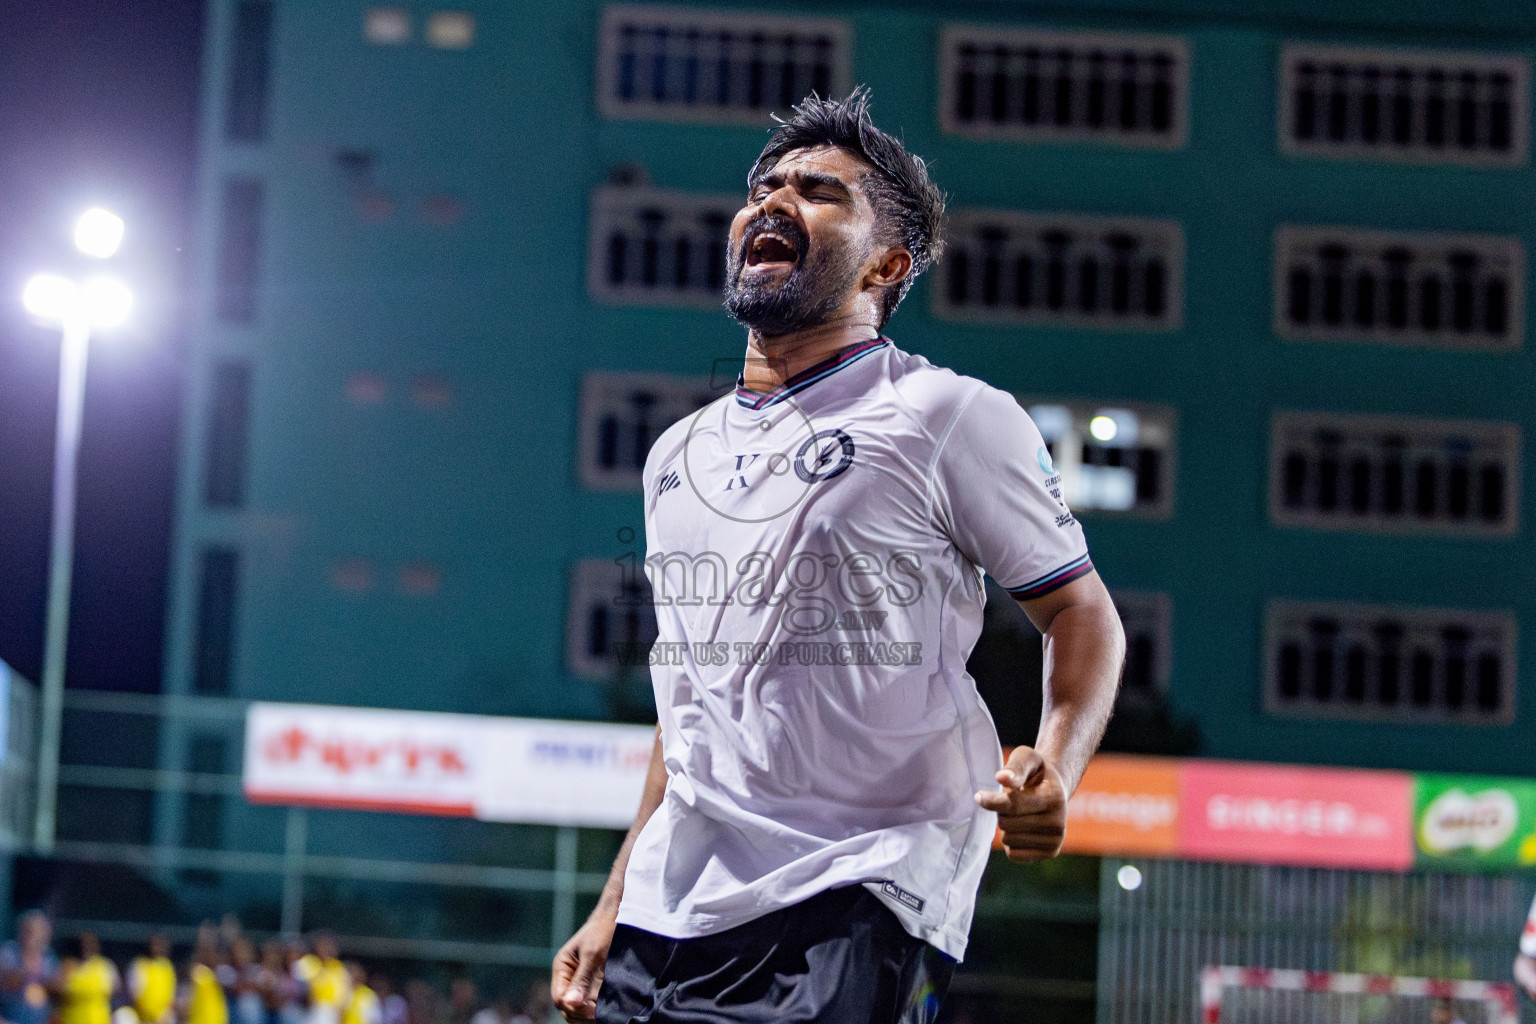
[865,248,913,291]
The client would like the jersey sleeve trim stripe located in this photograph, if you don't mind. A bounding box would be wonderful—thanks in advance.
[1005,554,1094,600]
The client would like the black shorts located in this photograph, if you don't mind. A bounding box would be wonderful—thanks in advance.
[597,885,955,1024]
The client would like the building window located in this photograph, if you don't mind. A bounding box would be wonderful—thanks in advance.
[1279,42,1529,166]
[202,361,252,509]
[192,547,241,696]
[216,177,264,322]
[1269,411,1519,537]
[1113,590,1171,702]
[226,1,274,143]
[409,374,452,408]
[180,732,228,885]
[426,11,475,49]
[397,562,443,596]
[364,7,411,45]
[940,25,1189,148]
[578,371,719,491]
[1024,400,1176,518]
[566,558,658,678]
[596,5,851,124]
[588,185,739,308]
[331,558,375,593]
[935,210,1184,330]
[1265,600,1515,724]
[1275,225,1524,351]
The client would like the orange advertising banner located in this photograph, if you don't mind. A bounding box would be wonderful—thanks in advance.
[1060,754,1181,856]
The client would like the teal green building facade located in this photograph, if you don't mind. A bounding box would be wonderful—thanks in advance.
[68,0,1536,1007]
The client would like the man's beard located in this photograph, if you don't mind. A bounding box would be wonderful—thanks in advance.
[723,215,870,337]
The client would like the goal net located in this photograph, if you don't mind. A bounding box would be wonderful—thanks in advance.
[1200,966,1519,1024]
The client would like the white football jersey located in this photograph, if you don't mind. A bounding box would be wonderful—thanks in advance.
[617,339,1092,959]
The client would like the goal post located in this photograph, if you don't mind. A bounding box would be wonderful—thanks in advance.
[1199,966,1520,1024]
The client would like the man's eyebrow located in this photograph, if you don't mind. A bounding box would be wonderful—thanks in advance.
[749,168,855,198]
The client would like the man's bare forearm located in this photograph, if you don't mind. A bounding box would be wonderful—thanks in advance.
[592,732,668,919]
[1033,596,1124,794]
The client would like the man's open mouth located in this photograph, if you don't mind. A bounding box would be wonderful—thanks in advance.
[744,227,802,269]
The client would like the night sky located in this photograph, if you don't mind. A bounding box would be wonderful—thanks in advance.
[0,0,203,693]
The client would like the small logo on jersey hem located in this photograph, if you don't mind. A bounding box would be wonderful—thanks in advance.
[880,880,926,913]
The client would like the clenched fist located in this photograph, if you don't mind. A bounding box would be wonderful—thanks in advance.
[552,912,617,1024]
[974,745,1068,863]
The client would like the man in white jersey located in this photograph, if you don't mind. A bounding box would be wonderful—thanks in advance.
[552,89,1125,1024]
[1515,892,1536,1000]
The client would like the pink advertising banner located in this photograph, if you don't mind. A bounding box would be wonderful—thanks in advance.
[1179,760,1415,870]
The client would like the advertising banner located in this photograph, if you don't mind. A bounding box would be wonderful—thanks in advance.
[1414,773,1536,870]
[244,702,655,828]
[1060,754,1181,857]
[1179,760,1414,871]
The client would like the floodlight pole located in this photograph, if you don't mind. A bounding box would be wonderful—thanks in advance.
[33,314,92,853]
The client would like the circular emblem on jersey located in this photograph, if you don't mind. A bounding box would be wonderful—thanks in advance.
[1037,446,1056,475]
[794,429,855,482]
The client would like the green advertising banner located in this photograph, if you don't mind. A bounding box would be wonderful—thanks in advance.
[1414,773,1536,870]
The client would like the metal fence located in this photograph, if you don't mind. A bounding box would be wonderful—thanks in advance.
[1098,857,1536,1024]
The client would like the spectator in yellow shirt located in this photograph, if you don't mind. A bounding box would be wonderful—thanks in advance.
[128,936,177,1024]
[57,934,118,1024]
[293,935,348,1024]
[184,948,229,1024]
[339,965,378,1024]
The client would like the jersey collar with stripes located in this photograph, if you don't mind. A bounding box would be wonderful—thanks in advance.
[734,337,890,410]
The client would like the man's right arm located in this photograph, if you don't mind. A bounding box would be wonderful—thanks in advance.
[551,731,668,1024]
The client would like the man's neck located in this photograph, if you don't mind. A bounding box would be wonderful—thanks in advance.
[740,321,881,393]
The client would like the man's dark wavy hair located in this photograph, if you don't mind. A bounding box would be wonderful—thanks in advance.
[747,88,945,329]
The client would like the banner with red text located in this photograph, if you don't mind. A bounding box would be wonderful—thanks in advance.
[243,702,655,828]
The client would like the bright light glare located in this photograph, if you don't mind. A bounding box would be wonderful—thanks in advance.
[1089,415,1119,442]
[23,274,78,323]
[75,208,125,259]
[81,276,133,327]
[1117,864,1143,891]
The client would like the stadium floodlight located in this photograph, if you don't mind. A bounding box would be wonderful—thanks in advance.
[24,211,135,855]
[81,276,133,327]
[74,207,125,259]
[1117,864,1143,890]
[22,274,79,324]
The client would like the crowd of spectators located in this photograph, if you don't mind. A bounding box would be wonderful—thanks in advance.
[0,913,555,1024]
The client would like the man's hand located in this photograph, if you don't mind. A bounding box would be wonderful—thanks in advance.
[1514,953,1536,1001]
[552,912,618,1024]
[974,745,1068,862]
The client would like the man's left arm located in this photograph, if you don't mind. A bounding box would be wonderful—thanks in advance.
[974,570,1124,862]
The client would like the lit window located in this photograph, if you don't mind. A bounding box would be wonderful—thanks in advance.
[567,558,658,678]
[940,25,1189,149]
[1275,225,1523,351]
[935,209,1184,330]
[1025,399,1176,518]
[356,188,397,222]
[397,563,442,596]
[364,6,411,45]
[579,371,720,490]
[426,11,475,49]
[1280,42,1529,167]
[1266,600,1515,724]
[1270,411,1519,537]
[331,558,375,593]
[409,374,453,408]
[420,194,465,226]
[346,372,387,404]
[597,5,850,125]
